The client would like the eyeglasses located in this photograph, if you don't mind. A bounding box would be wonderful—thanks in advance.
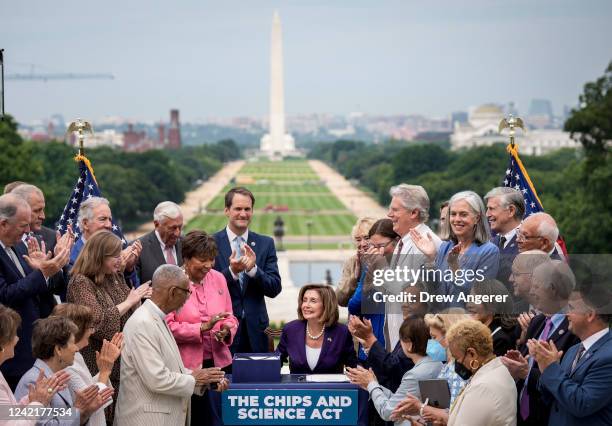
[516,232,542,242]
[172,286,192,296]
[370,240,396,249]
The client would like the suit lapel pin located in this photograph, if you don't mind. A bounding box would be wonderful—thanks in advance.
[327,337,332,342]
[251,241,256,247]
[558,329,564,335]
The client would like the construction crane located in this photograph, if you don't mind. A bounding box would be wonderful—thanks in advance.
[6,72,114,82]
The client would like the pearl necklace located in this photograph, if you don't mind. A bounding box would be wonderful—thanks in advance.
[306,323,325,340]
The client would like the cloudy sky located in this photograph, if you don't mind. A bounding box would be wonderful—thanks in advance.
[2,0,611,123]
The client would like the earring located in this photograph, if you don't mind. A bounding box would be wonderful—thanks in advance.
[469,359,480,370]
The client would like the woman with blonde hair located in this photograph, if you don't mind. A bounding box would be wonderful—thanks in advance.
[336,217,377,307]
[391,308,471,424]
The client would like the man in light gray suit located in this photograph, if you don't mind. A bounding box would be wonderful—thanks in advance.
[114,265,227,426]
[136,201,184,285]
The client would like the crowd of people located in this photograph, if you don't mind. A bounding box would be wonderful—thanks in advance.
[0,181,610,426]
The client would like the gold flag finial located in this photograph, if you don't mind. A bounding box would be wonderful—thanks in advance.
[66,118,94,156]
[498,114,525,148]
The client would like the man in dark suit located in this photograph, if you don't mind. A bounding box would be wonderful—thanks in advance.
[509,250,550,314]
[517,212,563,260]
[485,187,524,292]
[0,194,71,390]
[502,260,580,426]
[136,201,184,284]
[11,184,67,300]
[213,187,281,354]
[532,280,612,426]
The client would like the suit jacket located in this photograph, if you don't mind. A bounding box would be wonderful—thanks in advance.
[136,230,183,284]
[213,229,281,353]
[14,359,80,425]
[518,313,580,426]
[492,233,519,294]
[114,300,196,426]
[35,226,57,253]
[31,228,68,301]
[0,242,56,380]
[166,269,239,369]
[490,319,517,356]
[276,320,357,374]
[539,330,612,426]
[367,340,414,393]
[0,370,42,426]
[448,357,517,426]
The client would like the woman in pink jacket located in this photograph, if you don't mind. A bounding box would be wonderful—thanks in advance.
[166,230,238,426]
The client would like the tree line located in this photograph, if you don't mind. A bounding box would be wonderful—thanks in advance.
[0,115,241,231]
[309,62,611,254]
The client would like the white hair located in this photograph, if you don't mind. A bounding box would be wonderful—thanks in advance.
[351,216,377,240]
[10,184,44,204]
[78,196,110,230]
[152,264,187,289]
[440,190,491,244]
[484,187,525,219]
[533,260,575,300]
[153,201,182,223]
[0,194,30,222]
[389,184,430,222]
[528,212,559,243]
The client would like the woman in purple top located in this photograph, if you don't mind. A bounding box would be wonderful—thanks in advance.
[277,284,357,374]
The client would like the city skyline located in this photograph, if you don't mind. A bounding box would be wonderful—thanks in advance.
[2,0,611,124]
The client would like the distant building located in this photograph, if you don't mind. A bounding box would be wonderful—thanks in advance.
[83,129,124,148]
[451,111,468,126]
[450,104,578,155]
[526,99,554,129]
[167,109,181,149]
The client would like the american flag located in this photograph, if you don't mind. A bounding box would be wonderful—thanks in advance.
[503,143,568,255]
[56,156,127,246]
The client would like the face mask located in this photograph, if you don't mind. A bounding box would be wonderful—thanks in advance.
[454,354,473,380]
[427,339,447,362]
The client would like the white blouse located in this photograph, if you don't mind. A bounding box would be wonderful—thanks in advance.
[305,345,322,371]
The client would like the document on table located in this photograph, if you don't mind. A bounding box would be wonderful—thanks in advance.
[305,374,349,382]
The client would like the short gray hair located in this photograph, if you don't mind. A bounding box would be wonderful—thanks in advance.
[440,190,491,244]
[0,194,30,222]
[533,260,575,300]
[152,264,187,290]
[389,184,430,222]
[78,196,110,230]
[484,187,525,220]
[528,212,559,243]
[153,201,182,223]
[513,250,550,273]
[11,184,44,204]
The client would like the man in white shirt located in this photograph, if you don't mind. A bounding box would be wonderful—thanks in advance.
[136,201,184,284]
[384,184,442,351]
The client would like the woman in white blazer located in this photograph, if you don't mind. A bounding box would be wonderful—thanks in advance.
[0,305,71,426]
[53,303,122,426]
[444,319,517,426]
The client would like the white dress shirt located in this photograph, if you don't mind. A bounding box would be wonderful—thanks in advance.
[225,226,257,279]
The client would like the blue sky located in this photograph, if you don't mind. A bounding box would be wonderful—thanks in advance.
[2,0,611,123]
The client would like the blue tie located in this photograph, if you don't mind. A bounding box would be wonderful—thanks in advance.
[234,236,246,293]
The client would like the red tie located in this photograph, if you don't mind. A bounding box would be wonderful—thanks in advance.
[165,245,177,265]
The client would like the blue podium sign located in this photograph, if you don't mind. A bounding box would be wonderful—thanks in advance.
[222,389,358,425]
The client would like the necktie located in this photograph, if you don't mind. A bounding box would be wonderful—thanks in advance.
[570,344,586,373]
[520,316,554,419]
[5,247,26,277]
[234,236,246,292]
[498,236,507,249]
[164,245,177,265]
[390,239,404,269]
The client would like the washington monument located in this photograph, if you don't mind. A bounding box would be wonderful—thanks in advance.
[260,11,295,157]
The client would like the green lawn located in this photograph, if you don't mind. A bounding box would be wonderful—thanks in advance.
[186,212,357,236]
[206,193,345,211]
[188,160,357,241]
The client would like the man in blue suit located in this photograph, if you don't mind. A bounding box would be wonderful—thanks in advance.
[213,187,282,354]
[485,187,524,292]
[531,280,612,426]
[0,194,71,390]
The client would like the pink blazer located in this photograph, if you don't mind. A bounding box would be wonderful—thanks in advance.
[166,268,238,369]
[0,370,42,426]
